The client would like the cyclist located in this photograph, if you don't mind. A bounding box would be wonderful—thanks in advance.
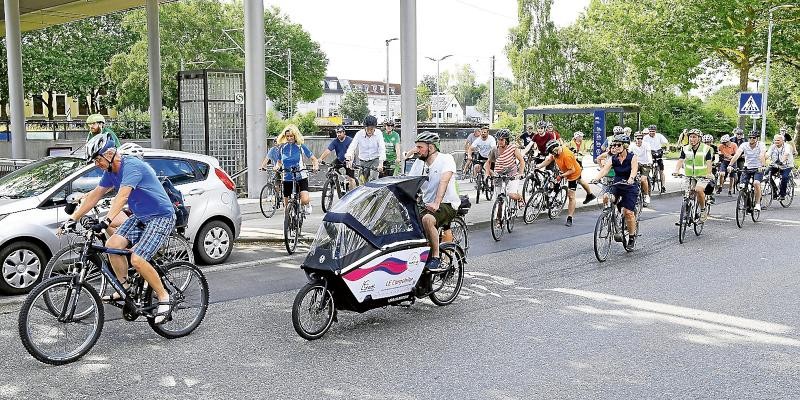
[781,127,798,157]
[592,134,639,250]
[485,129,526,225]
[727,130,766,211]
[466,126,497,177]
[766,133,794,201]
[382,120,402,177]
[703,134,718,204]
[524,120,560,159]
[345,115,386,182]
[629,132,653,206]
[462,128,482,175]
[274,124,319,215]
[717,134,738,195]
[519,124,536,149]
[545,121,562,141]
[566,131,590,167]
[673,129,715,222]
[600,126,625,154]
[537,139,596,226]
[731,127,746,146]
[642,125,669,193]
[61,133,175,324]
[85,114,121,147]
[408,131,461,273]
[676,129,690,147]
[318,126,356,190]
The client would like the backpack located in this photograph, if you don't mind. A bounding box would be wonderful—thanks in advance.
[160,177,190,230]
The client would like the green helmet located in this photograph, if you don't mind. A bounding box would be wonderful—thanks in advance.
[86,114,105,125]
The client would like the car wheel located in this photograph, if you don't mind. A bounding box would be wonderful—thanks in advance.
[194,220,233,265]
[0,241,47,295]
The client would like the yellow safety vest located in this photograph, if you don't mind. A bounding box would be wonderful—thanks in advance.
[682,143,710,177]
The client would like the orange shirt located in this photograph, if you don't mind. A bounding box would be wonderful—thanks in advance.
[553,147,582,181]
[719,142,737,160]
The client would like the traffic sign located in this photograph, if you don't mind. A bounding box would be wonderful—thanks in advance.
[738,92,763,116]
[234,92,245,105]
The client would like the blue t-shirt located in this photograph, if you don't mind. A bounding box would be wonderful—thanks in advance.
[99,156,174,221]
[280,143,313,181]
[327,136,352,162]
[266,146,281,163]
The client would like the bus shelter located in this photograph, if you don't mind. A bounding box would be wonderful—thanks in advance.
[523,103,641,159]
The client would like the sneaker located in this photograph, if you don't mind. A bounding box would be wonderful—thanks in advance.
[644,195,651,205]
[700,207,708,222]
[707,196,715,205]
[303,204,312,215]
[716,186,722,194]
[625,235,636,250]
[583,193,596,204]
[661,187,666,194]
[424,257,446,273]
[565,216,573,227]
[728,190,732,196]
[755,203,761,211]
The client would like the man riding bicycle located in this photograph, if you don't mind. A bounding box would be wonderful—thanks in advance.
[766,133,794,201]
[593,134,640,250]
[727,130,766,211]
[61,133,176,324]
[319,126,356,191]
[409,132,461,273]
[537,139,596,226]
[629,132,653,206]
[345,115,386,182]
[717,134,738,195]
[642,125,669,193]
[673,129,715,222]
[466,127,497,177]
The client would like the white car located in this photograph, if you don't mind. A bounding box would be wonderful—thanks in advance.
[0,149,242,294]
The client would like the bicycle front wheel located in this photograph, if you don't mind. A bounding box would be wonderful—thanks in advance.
[523,190,546,224]
[761,179,774,209]
[522,175,537,203]
[735,190,747,228]
[284,202,301,254]
[548,187,567,219]
[42,243,107,312]
[18,276,104,365]
[491,197,505,241]
[321,177,337,213]
[593,211,612,262]
[147,261,209,339]
[260,184,278,218]
[781,179,795,207]
[694,202,707,236]
[678,200,689,244]
[292,282,335,340]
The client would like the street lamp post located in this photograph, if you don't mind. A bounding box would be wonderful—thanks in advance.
[425,54,453,128]
[761,4,798,142]
[385,37,399,123]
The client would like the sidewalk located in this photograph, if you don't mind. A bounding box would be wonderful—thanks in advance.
[237,159,687,243]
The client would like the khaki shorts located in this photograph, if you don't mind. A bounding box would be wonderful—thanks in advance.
[423,203,457,228]
[639,164,652,177]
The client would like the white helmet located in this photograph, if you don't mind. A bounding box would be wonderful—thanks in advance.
[702,134,713,143]
[85,133,115,162]
[118,142,144,159]
[623,127,632,135]
[720,134,731,143]
[573,131,584,139]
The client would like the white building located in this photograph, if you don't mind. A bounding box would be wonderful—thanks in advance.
[426,94,464,124]
[295,76,402,123]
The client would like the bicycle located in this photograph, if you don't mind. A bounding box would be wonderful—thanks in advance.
[353,162,383,185]
[18,218,209,365]
[592,181,638,261]
[320,161,352,213]
[438,195,471,254]
[523,169,567,223]
[278,167,309,254]
[490,174,521,241]
[259,167,282,218]
[472,154,494,204]
[762,163,795,209]
[650,150,665,195]
[521,156,546,202]
[732,167,762,228]
[674,174,711,243]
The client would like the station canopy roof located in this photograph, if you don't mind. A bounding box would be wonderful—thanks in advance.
[0,0,174,36]
[524,103,641,115]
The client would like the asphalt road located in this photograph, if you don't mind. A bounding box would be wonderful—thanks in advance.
[2,193,800,399]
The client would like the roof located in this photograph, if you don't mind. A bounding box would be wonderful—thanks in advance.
[340,79,400,96]
[322,76,344,94]
[465,106,485,119]
[524,103,641,115]
[430,94,460,112]
[0,0,176,36]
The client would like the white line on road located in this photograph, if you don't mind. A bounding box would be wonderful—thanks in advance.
[203,254,302,273]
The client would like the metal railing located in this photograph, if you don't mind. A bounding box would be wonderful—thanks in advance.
[0,158,34,178]
[0,119,180,140]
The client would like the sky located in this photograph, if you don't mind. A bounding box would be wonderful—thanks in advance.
[263,0,590,85]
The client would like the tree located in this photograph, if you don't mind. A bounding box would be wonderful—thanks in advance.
[476,76,516,119]
[339,90,368,124]
[106,0,327,111]
[416,84,431,121]
[449,65,486,115]
[420,75,438,94]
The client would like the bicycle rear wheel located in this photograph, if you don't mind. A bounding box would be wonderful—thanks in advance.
[18,276,104,365]
[260,184,278,218]
[678,199,689,244]
[735,190,747,228]
[781,179,795,207]
[761,179,774,209]
[523,190,546,224]
[449,217,469,254]
[147,261,209,339]
[153,233,194,268]
[284,202,301,254]
[751,193,761,222]
[429,246,465,306]
[593,211,612,262]
[490,197,505,241]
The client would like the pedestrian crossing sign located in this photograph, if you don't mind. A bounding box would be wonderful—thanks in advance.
[738,92,763,116]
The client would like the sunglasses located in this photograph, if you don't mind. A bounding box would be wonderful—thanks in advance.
[610,143,623,148]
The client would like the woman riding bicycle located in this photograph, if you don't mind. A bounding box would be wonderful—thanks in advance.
[593,134,640,250]
[273,124,319,215]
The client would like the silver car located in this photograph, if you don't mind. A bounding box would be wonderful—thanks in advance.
[0,149,242,294]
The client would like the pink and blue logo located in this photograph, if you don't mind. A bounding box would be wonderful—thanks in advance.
[343,251,429,282]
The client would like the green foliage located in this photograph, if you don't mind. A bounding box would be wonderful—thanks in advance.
[289,111,318,135]
[449,65,486,115]
[492,112,522,134]
[267,110,288,136]
[476,76,516,118]
[416,85,431,121]
[339,90,369,123]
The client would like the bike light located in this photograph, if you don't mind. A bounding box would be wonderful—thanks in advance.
[215,168,236,192]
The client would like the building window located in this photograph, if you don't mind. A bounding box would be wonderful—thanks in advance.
[447,112,453,119]
[317,108,324,117]
[55,94,67,115]
[329,109,339,117]
[78,96,89,115]
[32,95,44,115]
[329,81,338,90]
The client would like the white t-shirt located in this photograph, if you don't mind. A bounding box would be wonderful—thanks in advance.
[345,129,386,162]
[767,144,792,168]
[409,153,461,209]
[629,142,653,164]
[642,133,669,151]
[741,141,766,168]
[471,136,497,158]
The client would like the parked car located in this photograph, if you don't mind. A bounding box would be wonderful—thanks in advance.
[0,149,242,294]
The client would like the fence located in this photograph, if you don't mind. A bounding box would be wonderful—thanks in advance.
[0,158,34,178]
[0,119,180,141]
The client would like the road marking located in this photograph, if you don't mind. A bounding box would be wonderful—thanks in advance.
[203,254,303,273]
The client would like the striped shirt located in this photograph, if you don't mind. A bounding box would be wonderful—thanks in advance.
[489,145,519,176]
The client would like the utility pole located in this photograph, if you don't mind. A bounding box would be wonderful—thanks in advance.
[287,48,293,117]
[386,37,399,122]
[425,54,453,128]
[489,55,495,124]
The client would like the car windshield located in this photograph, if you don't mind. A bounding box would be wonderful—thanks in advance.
[0,157,85,199]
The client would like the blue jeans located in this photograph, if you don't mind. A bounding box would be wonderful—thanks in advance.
[768,167,792,196]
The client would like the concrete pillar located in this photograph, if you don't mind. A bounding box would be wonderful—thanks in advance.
[146,0,164,148]
[4,0,26,158]
[400,0,417,160]
[244,0,267,198]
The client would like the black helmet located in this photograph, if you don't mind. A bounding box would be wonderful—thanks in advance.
[496,129,511,140]
[612,134,630,145]
[536,120,546,128]
[384,119,395,126]
[363,115,378,127]
[648,124,657,131]
[748,130,759,138]
[545,139,560,154]
[335,125,345,132]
